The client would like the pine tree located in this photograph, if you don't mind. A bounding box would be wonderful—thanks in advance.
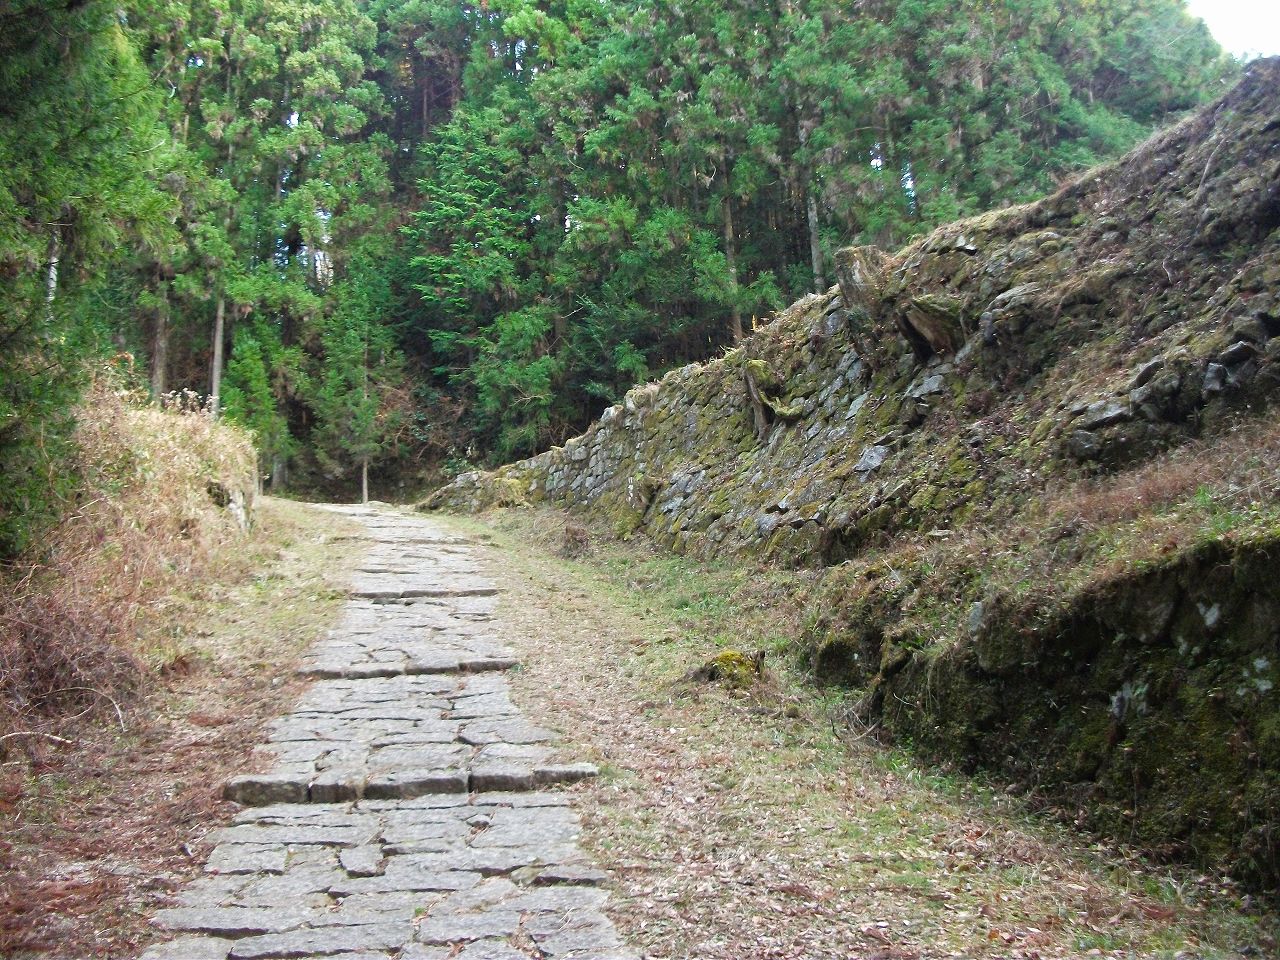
[221,321,300,487]
[0,0,174,557]
[310,245,407,501]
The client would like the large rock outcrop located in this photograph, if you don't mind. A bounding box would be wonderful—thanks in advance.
[426,59,1280,886]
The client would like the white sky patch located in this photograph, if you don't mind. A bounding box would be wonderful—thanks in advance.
[1185,0,1280,58]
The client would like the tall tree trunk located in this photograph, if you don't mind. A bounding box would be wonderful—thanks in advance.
[795,114,825,295]
[807,189,825,293]
[361,327,370,505]
[421,65,430,139]
[723,195,743,342]
[44,229,60,322]
[550,195,568,346]
[212,140,235,415]
[275,89,290,204]
[210,293,226,415]
[150,285,169,397]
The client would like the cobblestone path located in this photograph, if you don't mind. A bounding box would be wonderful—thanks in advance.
[142,505,638,960]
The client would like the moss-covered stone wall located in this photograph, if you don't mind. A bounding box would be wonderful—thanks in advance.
[425,58,1280,887]
[429,59,1280,565]
[815,533,1280,886]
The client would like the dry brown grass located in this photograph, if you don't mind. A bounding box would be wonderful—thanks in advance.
[803,413,1280,655]
[0,498,358,959]
[0,375,256,746]
[1043,415,1280,529]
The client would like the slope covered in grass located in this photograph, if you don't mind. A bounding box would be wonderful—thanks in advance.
[0,373,256,742]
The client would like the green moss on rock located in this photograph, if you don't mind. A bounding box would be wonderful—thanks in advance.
[677,648,768,691]
[422,62,1280,890]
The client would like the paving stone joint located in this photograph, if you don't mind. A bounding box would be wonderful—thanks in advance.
[142,506,636,960]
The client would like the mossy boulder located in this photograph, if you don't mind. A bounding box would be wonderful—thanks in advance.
[686,649,766,689]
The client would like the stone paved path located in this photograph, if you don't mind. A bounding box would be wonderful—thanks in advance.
[141,505,639,960]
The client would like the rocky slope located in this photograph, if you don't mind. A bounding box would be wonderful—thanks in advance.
[426,59,1280,887]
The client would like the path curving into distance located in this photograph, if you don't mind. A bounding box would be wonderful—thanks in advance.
[141,505,637,960]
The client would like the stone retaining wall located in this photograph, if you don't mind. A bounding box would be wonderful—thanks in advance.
[427,60,1280,568]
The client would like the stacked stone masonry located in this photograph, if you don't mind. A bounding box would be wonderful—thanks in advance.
[426,59,1280,568]
[142,506,635,960]
[421,61,1280,888]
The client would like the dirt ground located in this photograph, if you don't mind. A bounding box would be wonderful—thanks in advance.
[1,501,1275,960]
[0,499,360,960]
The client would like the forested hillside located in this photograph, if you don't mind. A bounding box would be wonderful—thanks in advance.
[0,0,1232,554]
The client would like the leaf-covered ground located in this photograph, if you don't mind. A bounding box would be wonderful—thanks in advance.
[0,500,357,960]
[458,508,1277,960]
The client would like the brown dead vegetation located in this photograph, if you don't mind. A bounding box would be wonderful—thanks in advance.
[0,499,356,959]
[1044,415,1280,527]
[0,376,255,746]
[0,374,334,959]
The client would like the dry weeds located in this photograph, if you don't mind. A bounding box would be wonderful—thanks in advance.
[0,374,256,744]
[0,499,359,959]
[808,412,1280,652]
[1042,414,1280,529]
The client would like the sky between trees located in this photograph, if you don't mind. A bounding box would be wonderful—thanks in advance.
[1185,0,1280,57]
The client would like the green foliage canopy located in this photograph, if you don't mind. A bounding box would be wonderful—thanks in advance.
[0,0,1235,545]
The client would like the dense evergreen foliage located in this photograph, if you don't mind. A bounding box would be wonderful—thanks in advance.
[0,0,1232,552]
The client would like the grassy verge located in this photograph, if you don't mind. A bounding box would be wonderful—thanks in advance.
[0,498,358,960]
[446,506,1276,960]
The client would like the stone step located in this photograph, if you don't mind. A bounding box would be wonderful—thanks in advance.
[144,794,639,960]
[222,698,595,807]
[224,762,598,806]
[295,655,518,679]
[147,506,633,960]
[352,586,501,601]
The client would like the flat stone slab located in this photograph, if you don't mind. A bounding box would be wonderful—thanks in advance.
[223,774,307,807]
[138,936,237,960]
[235,666,589,800]
[143,505,625,960]
[205,844,288,876]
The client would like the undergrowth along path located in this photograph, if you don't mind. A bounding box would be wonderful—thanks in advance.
[451,507,1277,960]
[1,498,353,960]
[143,504,636,960]
[129,501,1276,960]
